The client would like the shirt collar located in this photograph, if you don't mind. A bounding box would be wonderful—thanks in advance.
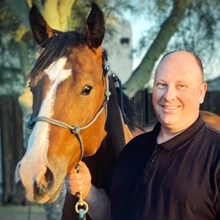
[152,114,206,151]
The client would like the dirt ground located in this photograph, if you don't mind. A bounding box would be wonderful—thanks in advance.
[0,204,47,220]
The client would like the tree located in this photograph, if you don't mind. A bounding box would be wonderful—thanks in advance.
[2,0,220,98]
[124,0,190,97]
[123,0,220,97]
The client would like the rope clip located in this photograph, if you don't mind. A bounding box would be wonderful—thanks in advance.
[75,192,89,220]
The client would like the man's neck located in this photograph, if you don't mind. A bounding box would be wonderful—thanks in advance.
[157,128,186,144]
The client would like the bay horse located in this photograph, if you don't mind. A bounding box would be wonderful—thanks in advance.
[15,3,135,220]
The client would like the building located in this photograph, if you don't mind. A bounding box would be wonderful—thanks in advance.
[103,16,133,84]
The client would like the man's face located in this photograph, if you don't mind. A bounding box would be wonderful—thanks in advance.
[152,51,207,132]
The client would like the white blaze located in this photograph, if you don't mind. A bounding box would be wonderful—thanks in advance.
[26,57,72,157]
[15,57,72,201]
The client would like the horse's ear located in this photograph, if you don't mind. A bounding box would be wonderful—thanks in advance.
[85,3,105,49]
[29,5,55,46]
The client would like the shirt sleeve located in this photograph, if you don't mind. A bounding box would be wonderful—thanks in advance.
[85,185,110,220]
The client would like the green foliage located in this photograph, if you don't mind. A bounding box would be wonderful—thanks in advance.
[0,1,21,38]
[0,0,34,95]
[170,0,220,51]
[68,0,141,31]
[166,0,220,79]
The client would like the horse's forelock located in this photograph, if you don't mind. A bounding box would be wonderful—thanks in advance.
[30,31,85,78]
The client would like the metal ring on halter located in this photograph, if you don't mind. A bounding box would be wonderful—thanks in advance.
[75,200,89,213]
[75,192,89,214]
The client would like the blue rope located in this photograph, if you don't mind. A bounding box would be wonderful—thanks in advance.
[78,208,86,220]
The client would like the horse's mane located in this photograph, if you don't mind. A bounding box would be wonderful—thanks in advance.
[30,30,85,77]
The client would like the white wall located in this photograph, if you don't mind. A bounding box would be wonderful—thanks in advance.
[103,17,133,84]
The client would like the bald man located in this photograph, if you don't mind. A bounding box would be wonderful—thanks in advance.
[66,51,220,220]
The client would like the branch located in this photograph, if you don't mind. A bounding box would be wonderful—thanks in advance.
[42,0,60,30]
[123,0,191,98]
[59,0,77,31]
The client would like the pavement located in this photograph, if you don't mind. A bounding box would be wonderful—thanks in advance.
[0,204,47,220]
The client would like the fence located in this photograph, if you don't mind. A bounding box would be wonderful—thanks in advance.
[0,95,24,204]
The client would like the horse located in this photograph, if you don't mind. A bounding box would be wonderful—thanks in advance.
[15,3,136,220]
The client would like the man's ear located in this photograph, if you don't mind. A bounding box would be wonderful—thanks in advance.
[199,82,207,104]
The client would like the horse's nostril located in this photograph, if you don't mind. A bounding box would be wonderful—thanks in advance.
[45,167,53,188]
[17,180,25,190]
[33,167,54,200]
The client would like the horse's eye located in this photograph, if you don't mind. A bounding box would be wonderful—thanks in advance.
[81,85,93,95]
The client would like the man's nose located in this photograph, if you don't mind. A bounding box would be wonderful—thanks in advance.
[163,86,176,101]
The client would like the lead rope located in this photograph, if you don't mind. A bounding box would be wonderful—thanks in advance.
[74,160,88,219]
[75,189,89,220]
[112,74,129,124]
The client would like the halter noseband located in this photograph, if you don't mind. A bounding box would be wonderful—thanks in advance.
[27,61,112,168]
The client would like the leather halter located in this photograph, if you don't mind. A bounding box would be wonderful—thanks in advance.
[27,59,112,169]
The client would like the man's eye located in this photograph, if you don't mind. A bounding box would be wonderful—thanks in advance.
[156,83,166,89]
[178,84,186,90]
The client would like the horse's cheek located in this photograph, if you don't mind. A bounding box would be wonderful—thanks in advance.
[83,130,107,156]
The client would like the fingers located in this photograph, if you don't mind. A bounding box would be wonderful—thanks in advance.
[66,161,92,199]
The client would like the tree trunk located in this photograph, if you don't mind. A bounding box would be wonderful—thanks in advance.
[124,0,191,98]
[0,95,25,204]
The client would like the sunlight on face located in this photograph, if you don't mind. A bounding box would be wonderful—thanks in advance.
[152,51,207,132]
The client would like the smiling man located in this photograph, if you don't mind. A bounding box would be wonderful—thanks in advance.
[152,51,207,143]
[66,51,220,220]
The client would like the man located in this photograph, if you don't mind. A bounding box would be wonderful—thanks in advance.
[66,51,220,219]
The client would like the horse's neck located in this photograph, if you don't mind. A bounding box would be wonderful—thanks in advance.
[82,79,131,186]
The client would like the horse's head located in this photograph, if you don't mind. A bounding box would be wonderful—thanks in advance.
[15,3,108,203]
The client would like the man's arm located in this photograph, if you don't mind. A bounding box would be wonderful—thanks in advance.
[85,184,110,220]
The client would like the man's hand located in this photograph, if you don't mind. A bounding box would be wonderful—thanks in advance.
[66,161,92,199]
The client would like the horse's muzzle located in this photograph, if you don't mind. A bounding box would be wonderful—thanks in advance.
[33,167,54,201]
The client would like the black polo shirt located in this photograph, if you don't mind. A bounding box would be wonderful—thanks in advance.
[107,115,220,220]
